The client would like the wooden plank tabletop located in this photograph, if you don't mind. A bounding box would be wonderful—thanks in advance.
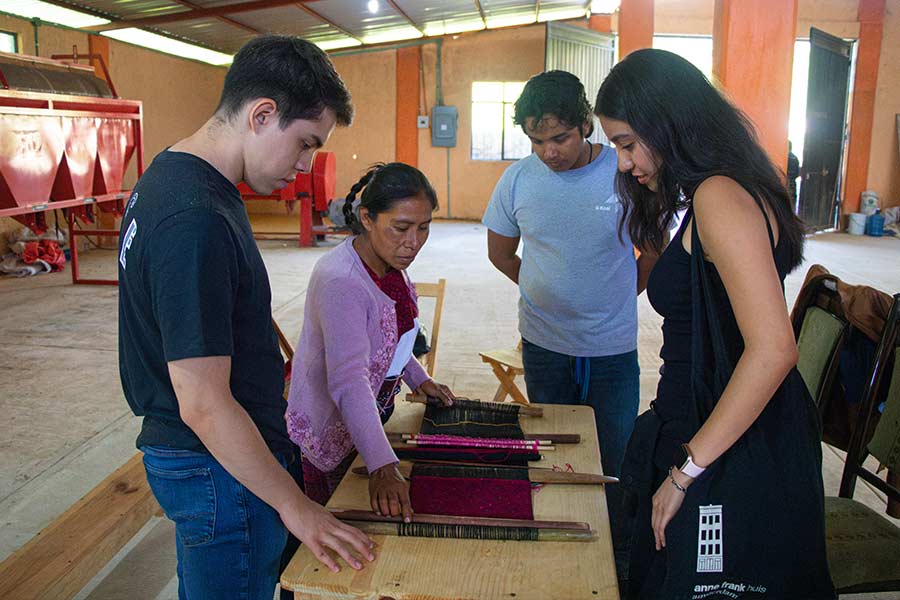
[281,401,618,600]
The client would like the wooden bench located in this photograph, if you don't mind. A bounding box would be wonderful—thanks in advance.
[0,453,158,599]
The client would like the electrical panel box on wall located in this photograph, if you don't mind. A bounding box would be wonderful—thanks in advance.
[431,105,457,147]
[417,115,429,129]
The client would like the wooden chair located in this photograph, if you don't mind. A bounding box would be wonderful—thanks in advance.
[413,279,446,378]
[272,317,295,401]
[824,293,900,595]
[790,272,849,410]
[479,340,529,405]
[272,279,445,389]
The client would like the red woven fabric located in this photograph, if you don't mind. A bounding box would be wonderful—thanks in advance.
[361,261,417,336]
[410,476,534,520]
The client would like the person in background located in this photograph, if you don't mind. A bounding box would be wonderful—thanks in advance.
[787,140,801,210]
[286,162,455,522]
[483,70,657,582]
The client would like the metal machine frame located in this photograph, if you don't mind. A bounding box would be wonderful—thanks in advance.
[0,51,143,285]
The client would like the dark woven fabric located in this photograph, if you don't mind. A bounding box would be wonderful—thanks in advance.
[419,403,525,439]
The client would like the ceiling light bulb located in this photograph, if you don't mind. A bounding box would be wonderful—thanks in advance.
[367,0,379,14]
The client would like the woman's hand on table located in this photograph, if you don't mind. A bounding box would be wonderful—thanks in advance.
[417,380,455,407]
[280,494,375,573]
[369,462,414,522]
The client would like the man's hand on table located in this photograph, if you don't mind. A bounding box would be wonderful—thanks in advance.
[279,494,376,573]
[369,462,414,522]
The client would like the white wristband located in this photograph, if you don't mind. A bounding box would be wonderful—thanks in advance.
[680,454,706,479]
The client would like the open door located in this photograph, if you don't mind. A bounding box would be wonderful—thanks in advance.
[798,28,853,231]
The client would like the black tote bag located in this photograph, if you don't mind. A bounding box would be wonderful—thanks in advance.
[654,213,835,600]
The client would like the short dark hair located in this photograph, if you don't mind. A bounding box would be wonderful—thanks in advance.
[216,35,353,128]
[595,49,804,268]
[343,163,438,235]
[513,70,593,137]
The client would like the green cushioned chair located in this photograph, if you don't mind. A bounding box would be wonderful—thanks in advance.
[791,274,848,411]
[797,306,848,406]
[826,293,900,595]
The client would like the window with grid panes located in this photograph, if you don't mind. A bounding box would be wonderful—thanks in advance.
[0,31,17,53]
[471,81,532,161]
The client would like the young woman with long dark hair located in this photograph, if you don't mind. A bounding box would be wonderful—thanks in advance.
[595,49,834,599]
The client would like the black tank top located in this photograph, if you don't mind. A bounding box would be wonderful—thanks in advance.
[646,205,792,425]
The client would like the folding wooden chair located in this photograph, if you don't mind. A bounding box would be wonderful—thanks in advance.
[824,293,900,595]
[413,279,446,377]
[479,340,529,405]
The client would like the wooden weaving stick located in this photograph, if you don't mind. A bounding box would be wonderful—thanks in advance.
[351,462,618,485]
[330,509,590,532]
[330,510,593,542]
[341,520,593,542]
[405,393,544,417]
[387,432,580,444]
[393,442,555,451]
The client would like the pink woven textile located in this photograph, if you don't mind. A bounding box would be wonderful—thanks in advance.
[409,476,534,520]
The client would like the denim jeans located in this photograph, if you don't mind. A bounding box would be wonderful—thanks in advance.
[521,339,639,579]
[142,445,289,600]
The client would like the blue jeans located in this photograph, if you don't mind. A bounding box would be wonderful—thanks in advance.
[142,445,289,600]
[521,340,639,579]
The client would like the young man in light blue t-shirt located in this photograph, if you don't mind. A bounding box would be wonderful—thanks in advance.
[483,71,657,582]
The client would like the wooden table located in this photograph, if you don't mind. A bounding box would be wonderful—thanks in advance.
[281,401,619,599]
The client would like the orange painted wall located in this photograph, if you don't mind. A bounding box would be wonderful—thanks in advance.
[327,50,397,201]
[843,0,885,214]
[713,0,799,173]
[395,46,420,167]
[418,26,546,220]
[654,0,858,37]
[618,0,655,58]
[865,0,900,209]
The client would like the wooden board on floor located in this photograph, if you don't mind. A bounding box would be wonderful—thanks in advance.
[0,453,158,600]
[281,402,618,599]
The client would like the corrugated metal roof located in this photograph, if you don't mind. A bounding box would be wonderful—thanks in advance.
[49,0,595,56]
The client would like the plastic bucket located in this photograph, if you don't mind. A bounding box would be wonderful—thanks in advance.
[866,213,885,237]
[847,213,866,235]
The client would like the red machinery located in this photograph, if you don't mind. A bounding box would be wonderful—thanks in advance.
[0,49,143,284]
[238,150,344,247]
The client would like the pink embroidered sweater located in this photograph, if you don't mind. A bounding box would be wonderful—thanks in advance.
[285,238,431,473]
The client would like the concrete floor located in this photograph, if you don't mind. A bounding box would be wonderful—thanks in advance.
[0,219,898,599]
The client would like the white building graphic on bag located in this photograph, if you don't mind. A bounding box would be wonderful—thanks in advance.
[697,505,723,573]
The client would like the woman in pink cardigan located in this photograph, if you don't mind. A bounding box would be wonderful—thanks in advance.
[286,162,455,521]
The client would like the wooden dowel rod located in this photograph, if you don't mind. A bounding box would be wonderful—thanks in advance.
[402,440,555,451]
[526,433,581,444]
[330,509,590,531]
[529,471,618,485]
[351,464,616,485]
[389,433,556,445]
[341,520,594,542]
[387,432,580,444]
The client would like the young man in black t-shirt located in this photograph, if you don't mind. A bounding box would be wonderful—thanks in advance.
[118,36,374,598]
